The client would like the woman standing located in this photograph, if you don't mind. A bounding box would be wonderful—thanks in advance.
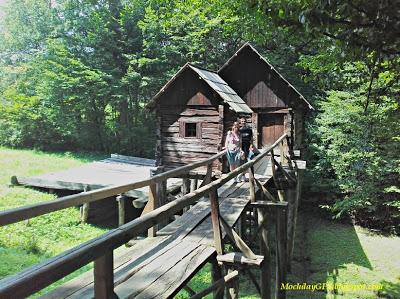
[225,122,242,183]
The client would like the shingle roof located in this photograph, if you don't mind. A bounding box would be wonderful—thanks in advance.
[219,42,314,110]
[147,63,253,114]
[188,64,253,114]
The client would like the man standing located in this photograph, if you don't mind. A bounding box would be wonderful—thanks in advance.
[239,117,253,160]
[238,117,253,181]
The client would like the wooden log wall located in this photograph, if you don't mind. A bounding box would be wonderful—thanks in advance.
[160,106,223,174]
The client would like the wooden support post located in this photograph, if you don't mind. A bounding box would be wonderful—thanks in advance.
[116,195,126,227]
[210,256,224,299]
[190,178,198,192]
[280,140,287,166]
[285,177,297,271]
[209,187,223,255]
[256,180,272,299]
[227,268,239,299]
[200,163,213,189]
[182,178,191,213]
[147,182,157,237]
[275,208,287,299]
[81,186,90,223]
[94,251,117,299]
[258,208,272,299]
[248,166,256,202]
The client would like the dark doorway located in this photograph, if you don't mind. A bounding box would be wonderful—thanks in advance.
[259,113,284,147]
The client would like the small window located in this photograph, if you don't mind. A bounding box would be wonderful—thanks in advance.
[179,121,202,138]
[185,123,197,137]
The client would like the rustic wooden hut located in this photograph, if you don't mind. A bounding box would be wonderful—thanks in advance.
[218,43,314,152]
[147,63,253,175]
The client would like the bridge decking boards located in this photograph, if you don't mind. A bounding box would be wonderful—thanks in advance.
[40,157,274,299]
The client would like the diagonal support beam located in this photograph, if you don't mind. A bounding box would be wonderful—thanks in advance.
[219,215,257,260]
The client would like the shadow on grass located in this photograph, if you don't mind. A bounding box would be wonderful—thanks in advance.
[377,279,400,299]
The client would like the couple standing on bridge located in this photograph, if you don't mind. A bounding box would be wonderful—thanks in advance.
[225,117,258,183]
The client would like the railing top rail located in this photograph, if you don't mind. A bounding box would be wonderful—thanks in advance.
[0,132,288,298]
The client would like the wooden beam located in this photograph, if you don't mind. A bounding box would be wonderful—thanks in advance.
[227,268,239,299]
[250,201,288,209]
[254,179,278,202]
[219,216,257,260]
[258,208,272,299]
[217,252,263,267]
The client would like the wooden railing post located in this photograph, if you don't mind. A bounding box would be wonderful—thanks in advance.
[116,195,126,227]
[248,166,256,202]
[81,186,90,223]
[257,207,272,299]
[147,182,158,237]
[182,178,191,213]
[209,187,223,255]
[94,251,117,299]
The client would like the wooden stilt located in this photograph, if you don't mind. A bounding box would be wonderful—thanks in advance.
[227,268,239,299]
[81,186,90,223]
[116,195,126,227]
[210,256,224,299]
[182,178,191,213]
[275,207,287,299]
[258,208,272,299]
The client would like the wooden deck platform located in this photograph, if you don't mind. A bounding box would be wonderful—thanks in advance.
[40,157,273,299]
[11,154,179,205]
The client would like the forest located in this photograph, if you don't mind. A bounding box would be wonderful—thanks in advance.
[0,0,399,234]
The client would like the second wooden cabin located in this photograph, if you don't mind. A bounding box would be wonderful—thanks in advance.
[147,43,313,175]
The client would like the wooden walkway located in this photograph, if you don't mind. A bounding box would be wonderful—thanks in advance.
[41,158,273,299]
[0,133,303,299]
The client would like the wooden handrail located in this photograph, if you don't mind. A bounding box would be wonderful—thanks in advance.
[0,133,288,298]
[0,150,226,227]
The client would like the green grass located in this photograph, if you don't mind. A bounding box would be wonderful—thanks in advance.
[287,211,400,299]
[0,147,108,293]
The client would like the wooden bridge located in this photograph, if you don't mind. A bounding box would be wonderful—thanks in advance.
[0,133,305,299]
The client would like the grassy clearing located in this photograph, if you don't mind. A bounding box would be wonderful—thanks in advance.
[0,147,108,288]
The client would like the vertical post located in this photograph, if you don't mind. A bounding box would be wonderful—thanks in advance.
[280,140,287,166]
[248,166,256,203]
[94,251,117,299]
[258,208,272,299]
[182,178,191,213]
[81,186,90,223]
[190,177,198,192]
[227,268,239,299]
[256,175,272,299]
[210,256,224,299]
[275,207,287,299]
[147,182,157,237]
[209,187,223,255]
[285,172,297,271]
[116,195,126,227]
